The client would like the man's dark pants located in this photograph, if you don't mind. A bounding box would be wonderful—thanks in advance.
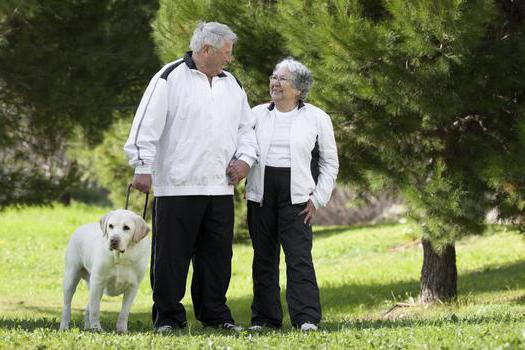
[150,195,235,328]
[247,166,321,328]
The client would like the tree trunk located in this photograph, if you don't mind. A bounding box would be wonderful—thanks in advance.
[419,239,457,303]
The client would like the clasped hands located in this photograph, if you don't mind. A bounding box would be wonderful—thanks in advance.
[226,159,250,185]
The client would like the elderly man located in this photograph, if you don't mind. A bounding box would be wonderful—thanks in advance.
[124,21,257,333]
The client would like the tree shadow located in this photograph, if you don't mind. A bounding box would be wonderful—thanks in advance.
[313,226,352,237]
[312,222,399,240]
[458,260,525,293]
[0,305,154,333]
[510,294,525,305]
[233,223,399,245]
[1,308,521,335]
[318,312,523,333]
[313,222,396,236]
[318,259,525,314]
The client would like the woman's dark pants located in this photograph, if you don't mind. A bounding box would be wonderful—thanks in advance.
[248,166,321,328]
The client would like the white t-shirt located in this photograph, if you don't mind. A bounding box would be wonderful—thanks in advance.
[264,107,298,167]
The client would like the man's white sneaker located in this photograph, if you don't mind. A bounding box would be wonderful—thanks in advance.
[300,322,318,332]
[221,322,244,332]
[248,325,264,331]
[156,325,174,334]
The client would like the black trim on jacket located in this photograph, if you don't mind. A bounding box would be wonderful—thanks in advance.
[180,51,242,88]
[161,60,185,80]
[267,100,305,111]
[310,137,320,185]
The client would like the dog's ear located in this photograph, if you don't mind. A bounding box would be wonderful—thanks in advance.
[99,211,113,238]
[132,215,149,243]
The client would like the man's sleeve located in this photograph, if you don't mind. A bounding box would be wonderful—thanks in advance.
[123,71,168,174]
[235,90,259,166]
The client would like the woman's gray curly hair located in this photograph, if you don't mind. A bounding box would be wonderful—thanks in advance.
[190,22,237,53]
[274,58,313,101]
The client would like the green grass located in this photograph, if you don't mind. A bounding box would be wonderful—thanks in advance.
[1,203,525,349]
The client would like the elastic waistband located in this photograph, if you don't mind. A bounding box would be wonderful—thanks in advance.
[264,166,291,174]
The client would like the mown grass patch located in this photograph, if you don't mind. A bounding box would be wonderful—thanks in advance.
[1,204,525,349]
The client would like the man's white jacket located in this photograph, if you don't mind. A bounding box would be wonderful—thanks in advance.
[124,52,258,196]
[245,102,339,209]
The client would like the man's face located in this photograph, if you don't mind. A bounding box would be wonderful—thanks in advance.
[204,40,233,74]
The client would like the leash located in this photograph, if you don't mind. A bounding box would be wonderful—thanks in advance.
[124,183,149,220]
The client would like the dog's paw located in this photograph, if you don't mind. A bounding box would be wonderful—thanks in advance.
[116,323,128,333]
[90,323,103,332]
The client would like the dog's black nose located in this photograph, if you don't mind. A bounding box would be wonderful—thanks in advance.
[110,237,120,247]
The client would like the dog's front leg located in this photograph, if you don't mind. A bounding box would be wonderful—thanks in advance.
[88,278,105,331]
[83,302,90,330]
[116,285,139,333]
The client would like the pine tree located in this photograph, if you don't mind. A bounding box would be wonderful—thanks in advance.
[0,0,160,207]
[154,0,286,104]
[278,0,525,302]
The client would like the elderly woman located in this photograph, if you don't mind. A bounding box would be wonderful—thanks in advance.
[245,58,339,331]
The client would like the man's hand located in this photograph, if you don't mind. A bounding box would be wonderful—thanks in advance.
[226,159,250,185]
[132,174,152,193]
[299,199,316,225]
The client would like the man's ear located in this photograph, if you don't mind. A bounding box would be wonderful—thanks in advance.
[99,211,113,238]
[203,44,215,55]
[132,215,150,243]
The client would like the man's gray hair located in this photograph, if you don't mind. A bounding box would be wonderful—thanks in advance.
[190,22,237,53]
[274,58,313,101]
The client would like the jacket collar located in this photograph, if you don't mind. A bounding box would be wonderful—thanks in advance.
[267,100,306,111]
[184,51,227,78]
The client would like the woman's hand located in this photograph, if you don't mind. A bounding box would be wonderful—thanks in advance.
[299,199,316,225]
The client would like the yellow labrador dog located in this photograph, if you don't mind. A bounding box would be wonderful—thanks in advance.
[59,209,150,332]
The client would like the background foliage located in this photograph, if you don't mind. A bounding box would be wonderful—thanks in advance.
[0,0,160,208]
[1,0,525,293]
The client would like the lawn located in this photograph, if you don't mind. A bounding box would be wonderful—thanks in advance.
[1,203,525,349]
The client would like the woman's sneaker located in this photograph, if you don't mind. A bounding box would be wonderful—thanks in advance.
[300,322,318,332]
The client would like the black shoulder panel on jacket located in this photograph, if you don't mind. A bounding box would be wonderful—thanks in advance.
[229,73,243,89]
[160,60,184,80]
[311,136,320,185]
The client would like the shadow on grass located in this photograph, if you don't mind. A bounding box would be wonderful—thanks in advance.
[321,259,525,313]
[234,223,400,245]
[318,312,524,332]
[1,309,522,335]
[458,260,525,293]
[312,223,398,240]
[2,260,525,333]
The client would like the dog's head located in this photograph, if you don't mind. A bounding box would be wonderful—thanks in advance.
[99,209,149,253]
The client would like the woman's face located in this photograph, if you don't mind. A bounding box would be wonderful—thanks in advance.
[269,67,301,105]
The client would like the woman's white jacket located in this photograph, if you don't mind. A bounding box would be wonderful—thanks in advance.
[246,101,339,209]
